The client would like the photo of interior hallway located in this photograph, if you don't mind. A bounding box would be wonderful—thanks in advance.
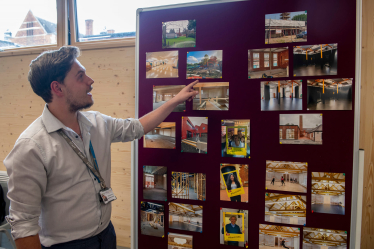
[144,122,176,149]
[311,172,345,215]
[265,193,307,225]
[307,78,353,110]
[266,161,307,193]
[220,164,248,202]
[143,166,167,201]
[146,51,178,78]
[169,203,203,233]
[140,202,165,237]
[259,224,300,249]
[192,82,229,110]
[172,172,206,201]
[181,117,208,153]
[153,85,186,112]
[261,80,302,111]
[168,233,193,249]
[303,227,347,249]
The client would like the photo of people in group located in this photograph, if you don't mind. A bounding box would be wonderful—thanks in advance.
[162,19,196,49]
[303,227,347,249]
[220,208,248,247]
[153,85,186,112]
[143,166,167,201]
[221,119,250,158]
[261,80,302,111]
[187,50,222,79]
[143,122,176,149]
[169,202,202,233]
[265,193,306,225]
[140,202,164,237]
[266,161,307,193]
[311,172,345,215]
[265,11,307,44]
[259,224,301,249]
[192,82,229,110]
[293,44,338,76]
[307,78,353,110]
[172,172,206,201]
[146,51,178,78]
[181,117,208,154]
[168,233,193,249]
[220,164,248,202]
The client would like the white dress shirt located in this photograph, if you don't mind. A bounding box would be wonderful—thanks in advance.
[3,105,144,247]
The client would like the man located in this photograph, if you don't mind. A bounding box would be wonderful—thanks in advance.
[221,216,244,246]
[271,177,275,185]
[3,46,198,249]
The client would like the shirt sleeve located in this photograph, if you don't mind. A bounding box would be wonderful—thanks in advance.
[3,138,47,240]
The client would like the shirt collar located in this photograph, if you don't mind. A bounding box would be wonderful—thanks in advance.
[231,223,236,228]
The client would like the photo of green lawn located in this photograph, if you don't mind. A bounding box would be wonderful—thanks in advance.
[162,20,196,48]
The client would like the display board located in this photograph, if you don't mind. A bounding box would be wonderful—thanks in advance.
[135,0,359,248]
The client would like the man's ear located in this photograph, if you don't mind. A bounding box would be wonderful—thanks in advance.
[51,81,64,97]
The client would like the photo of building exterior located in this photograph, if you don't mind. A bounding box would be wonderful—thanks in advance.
[248,47,289,79]
[192,82,229,110]
[162,20,196,49]
[140,202,164,237]
[146,51,178,78]
[153,85,186,112]
[303,227,347,249]
[181,117,208,153]
[259,224,300,249]
[261,80,302,111]
[187,50,222,79]
[169,203,202,233]
[279,114,323,145]
[144,122,176,149]
[143,166,167,201]
[168,233,193,249]
[172,172,206,201]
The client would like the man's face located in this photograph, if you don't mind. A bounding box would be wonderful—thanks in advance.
[62,60,94,112]
[230,217,237,225]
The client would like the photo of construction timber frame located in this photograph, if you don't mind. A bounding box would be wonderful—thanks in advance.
[144,122,176,149]
[181,117,208,153]
[266,161,307,193]
[153,85,186,112]
[265,193,307,225]
[169,203,203,233]
[220,164,248,202]
[265,11,307,44]
[259,224,301,249]
[303,227,347,249]
[261,80,302,111]
[143,166,167,201]
[168,233,193,249]
[171,172,206,201]
[311,172,345,215]
[307,78,353,110]
[293,44,338,76]
[140,202,164,237]
[279,114,323,145]
[248,47,289,79]
[192,82,229,110]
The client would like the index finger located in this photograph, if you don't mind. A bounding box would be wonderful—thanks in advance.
[187,80,199,88]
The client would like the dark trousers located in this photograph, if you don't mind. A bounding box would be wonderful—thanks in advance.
[230,195,241,202]
[42,221,116,249]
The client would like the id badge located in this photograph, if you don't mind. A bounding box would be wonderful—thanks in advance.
[99,188,117,204]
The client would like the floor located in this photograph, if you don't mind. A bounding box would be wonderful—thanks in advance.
[307,99,352,110]
[311,204,345,215]
[280,138,322,145]
[220,187,248,202]
[154,101,186,112]
[193,99,228,110]
[141,221,164,237]
[169,221,202,232]
[261,98,302,111]
[146,64,178,78]
[248,68,288,79]
[260,245,297,249]
[144,135,176,149]
[265,181,307,193]
[173,187,199,200]
[293,65,337,77]
[143,188,167,201]
[266,35,306,44]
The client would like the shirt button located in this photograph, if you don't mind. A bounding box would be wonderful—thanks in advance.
[101,222,102,225]
[75,136,78,138]
[94,178,96,181]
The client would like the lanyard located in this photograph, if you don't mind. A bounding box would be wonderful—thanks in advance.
[57,130,107,190]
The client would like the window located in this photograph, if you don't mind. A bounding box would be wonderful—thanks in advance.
[253,53,260,68]
[273,53,278,66]
[286,129,294,139]
[264,53,269,67]
[279,129,282,139]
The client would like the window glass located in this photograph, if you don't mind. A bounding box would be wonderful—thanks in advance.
[279,129,282,139]
[264,52,269,67]
[286,129,294,139]
[273,53,278,66]
[253,53,260,68]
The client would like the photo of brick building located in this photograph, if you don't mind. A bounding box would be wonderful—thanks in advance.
[181,117,208,153]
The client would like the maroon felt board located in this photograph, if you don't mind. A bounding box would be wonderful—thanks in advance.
[136,0,356,248]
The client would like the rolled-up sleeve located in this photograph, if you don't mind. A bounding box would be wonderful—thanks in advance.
[3,138,47,240]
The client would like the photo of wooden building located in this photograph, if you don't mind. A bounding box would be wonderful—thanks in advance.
[143,166,167,201]
[303,227,347,249]
[192,82,229,110]
[140,202,164,237]
[261,80,302,111]
[144,122,176,149]
[259,224,300,249]
[153,85,186,112]
[168,233,193,249]
[181,117,208,153]
[146,51,178,78]
[172,172,206,201]
[169,203,202,233]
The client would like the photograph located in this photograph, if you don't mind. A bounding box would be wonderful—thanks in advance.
[143,166,167,201]
[266,161,307,193]
[162,20,196,49]
[221,119,250,158]
[140,202,164,237]
[153,85,186,112]
[171,172,206,201]
[220,208,248,247]
[146,51,178,78]
[169,202,202,233]
[193,82,229,110]
[220,164,248,202]
[265,193,307,225]
[181,117,208,154]
[259,224,301,249]
[144,122,176,149]
[293,44,338,76]
[248,47,289,79]
[168,233,193,249]
[279,114,323,145]
[265,11,307,44]
[303,227,347,249]
[261,80,302,111]
[311,172,345,215]
[307,78,353,110]
[187,50,222,79]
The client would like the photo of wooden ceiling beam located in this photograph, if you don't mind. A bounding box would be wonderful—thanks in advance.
[311,172,345,196]
[303,227,347,247]
[265,193,306,217]
[259,224,300,238]
[266,161,307,173]
[169,202,203,217]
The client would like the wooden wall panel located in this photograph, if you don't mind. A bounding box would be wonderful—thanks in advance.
[0,47,135,248]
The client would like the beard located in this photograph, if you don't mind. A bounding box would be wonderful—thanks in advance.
[66,89,94,113]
